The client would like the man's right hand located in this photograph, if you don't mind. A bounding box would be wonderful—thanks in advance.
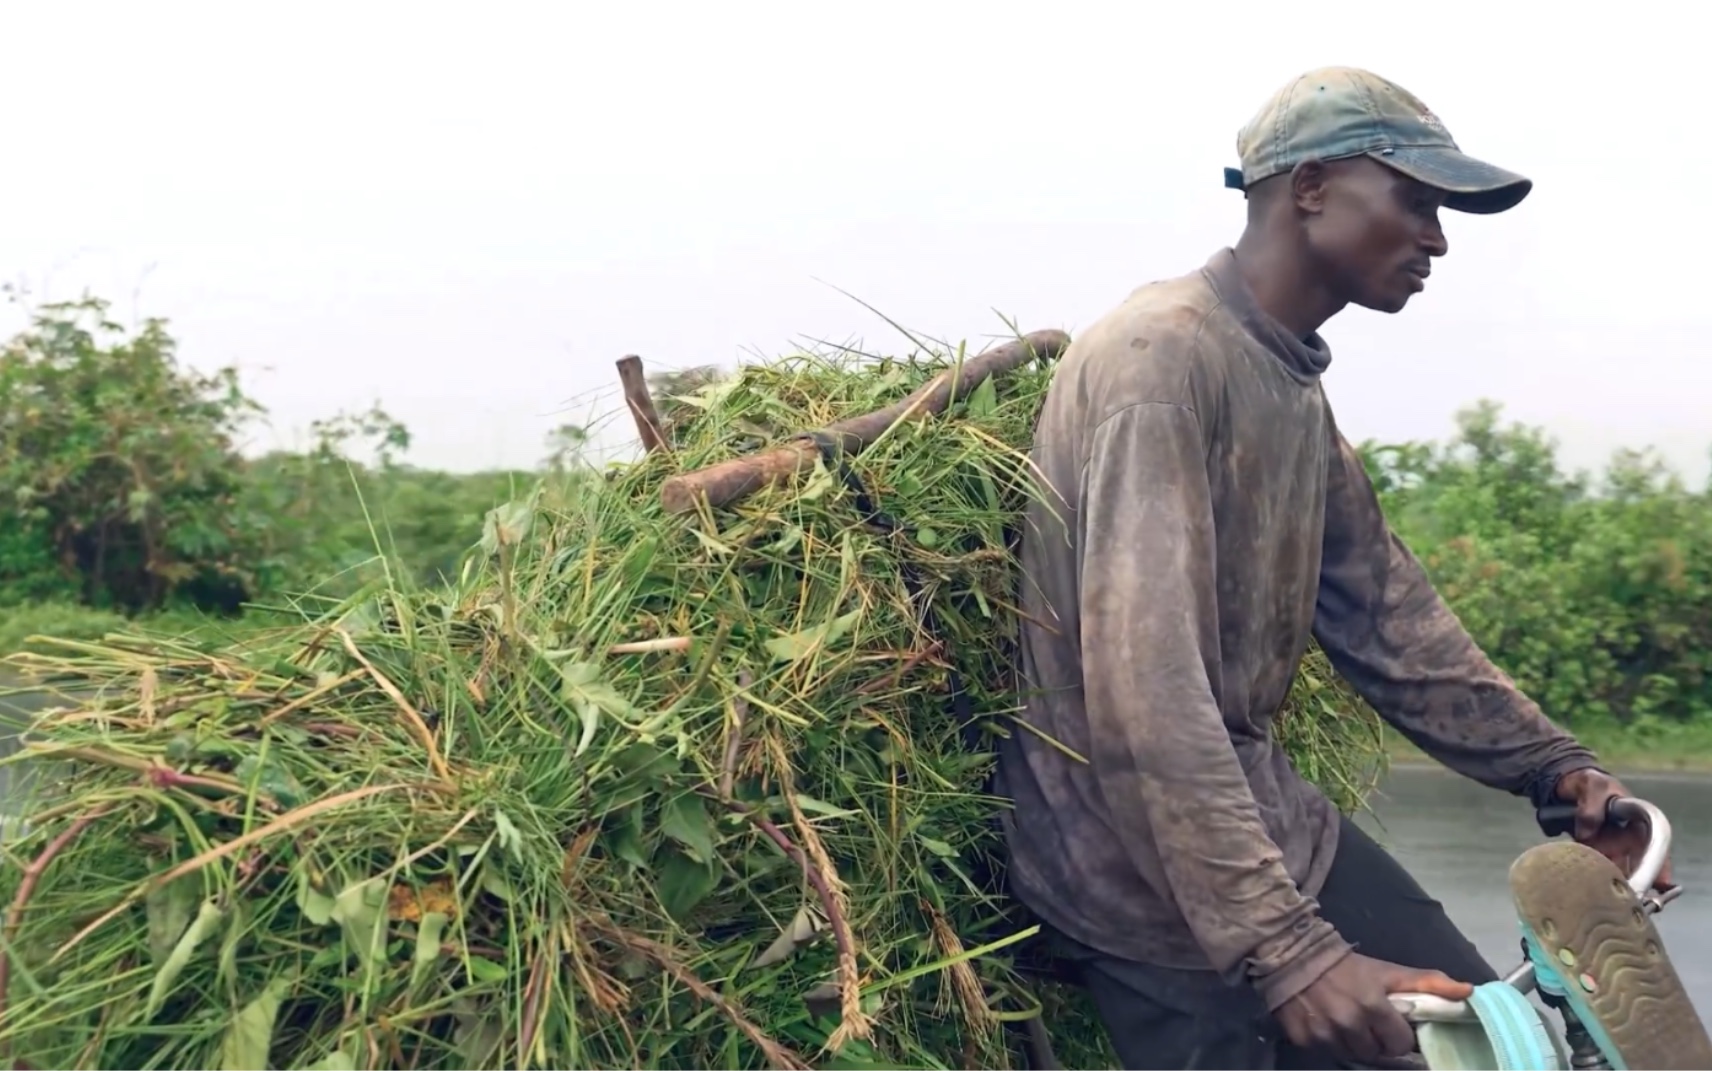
[1274,953,1474,1064]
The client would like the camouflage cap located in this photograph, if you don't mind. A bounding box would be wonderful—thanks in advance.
[1224,66,1532,214]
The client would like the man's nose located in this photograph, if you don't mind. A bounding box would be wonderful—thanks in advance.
[1422,217,1449,258]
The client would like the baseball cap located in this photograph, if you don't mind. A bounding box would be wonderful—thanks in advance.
[1223,67,1532,215]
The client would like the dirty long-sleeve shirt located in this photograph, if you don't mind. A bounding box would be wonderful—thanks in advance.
[996,248,1599,1011]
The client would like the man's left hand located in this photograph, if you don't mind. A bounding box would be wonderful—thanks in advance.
[1553,768,1673,890]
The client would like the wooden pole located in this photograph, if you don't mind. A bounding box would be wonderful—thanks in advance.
[616,354,670,455]
[658,329,1069,515]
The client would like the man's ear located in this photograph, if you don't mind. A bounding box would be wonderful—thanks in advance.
[1291,159,1330,215]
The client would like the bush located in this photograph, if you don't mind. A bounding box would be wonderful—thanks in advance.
[0,295,261,613]
[0,295,546,620]
[1361,402,1712,727]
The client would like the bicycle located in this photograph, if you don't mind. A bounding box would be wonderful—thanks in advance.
[1388,796,1712,1070]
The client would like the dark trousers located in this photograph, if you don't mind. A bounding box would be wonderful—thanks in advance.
[1050,816,1498,1070]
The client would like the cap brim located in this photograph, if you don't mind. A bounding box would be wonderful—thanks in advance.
[1368,146,1533,215]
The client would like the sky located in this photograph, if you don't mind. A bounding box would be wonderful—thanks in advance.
[3,1,1707,485]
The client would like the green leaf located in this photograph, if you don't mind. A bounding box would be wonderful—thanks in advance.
[765,607,862,662]
[144,878,196,966]
[233,752,307,808]
[219,973,293,1071]
[621,534,660,584]
[296,869,336,926]
[572,698,600,756]
[466,955,510,984]
[660,792,716,864]
[657,848,721,919]
[610,742,677,785]
[480,490,540,556]
[329,877,388,968]
[689,528,737,556]
[147,896,224,1017]
[609,801,649,868]
[797,459,838,502]
[792,794,859,820]
[164,733,197,764]
[411,911,449,990]
[480,867,517,903]
[303,1050,357,1071]
[965,375,999,419]
[218,898,248,990]
[557,661,637,756]
[452,995,506,1066]
[918,835,956,859]
[767,525,805,555]
[493,809,523,859]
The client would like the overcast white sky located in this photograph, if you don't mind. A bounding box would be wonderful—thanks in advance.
[3,1,1706,485]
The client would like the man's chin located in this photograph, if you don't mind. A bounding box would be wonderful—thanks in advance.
[1356,290,1415,315]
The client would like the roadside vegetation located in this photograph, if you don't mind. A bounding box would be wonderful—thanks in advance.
[4,295,1708,766]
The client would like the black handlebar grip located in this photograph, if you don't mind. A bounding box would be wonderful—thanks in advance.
[1536,797,1629,838]
[1536,802,1579,838]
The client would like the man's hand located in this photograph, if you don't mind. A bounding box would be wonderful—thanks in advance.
[1275,953,1473,1065]
[1553,768,1673,889]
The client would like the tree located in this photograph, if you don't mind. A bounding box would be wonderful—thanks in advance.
[0,292,264,612]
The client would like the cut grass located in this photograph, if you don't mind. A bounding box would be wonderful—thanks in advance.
[0,336,1387,1069]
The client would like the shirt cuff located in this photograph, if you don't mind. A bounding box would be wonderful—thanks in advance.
[1251,922,1355,1012]
[1529,755,1605,811]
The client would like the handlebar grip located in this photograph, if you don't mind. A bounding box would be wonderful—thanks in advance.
[1536,802,1577,837]
[1536,797,1630,838]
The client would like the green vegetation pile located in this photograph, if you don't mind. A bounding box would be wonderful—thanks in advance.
[0,335,1386,1070]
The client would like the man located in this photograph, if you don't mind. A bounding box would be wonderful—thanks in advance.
[997,66,1665,1069]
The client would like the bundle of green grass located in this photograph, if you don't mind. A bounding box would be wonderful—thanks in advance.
[0,334,1386,1070]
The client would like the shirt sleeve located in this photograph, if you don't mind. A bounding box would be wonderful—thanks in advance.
[1079,400,1352,1010]
[1312,426,1601,807]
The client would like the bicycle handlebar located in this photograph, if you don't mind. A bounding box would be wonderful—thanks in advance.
[1387,796,1672,1026]
[1533,796,1672,896]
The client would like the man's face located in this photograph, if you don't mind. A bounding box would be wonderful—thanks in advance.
[1301,158,1450,314]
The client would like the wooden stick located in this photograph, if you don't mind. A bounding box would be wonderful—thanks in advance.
[658,329,1069,515]
[616,354,669,455]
